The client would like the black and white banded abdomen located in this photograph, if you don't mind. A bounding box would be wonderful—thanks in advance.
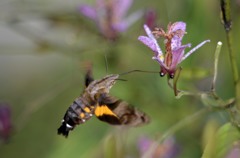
[57,97,95,137]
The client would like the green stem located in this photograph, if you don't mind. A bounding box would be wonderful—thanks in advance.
[226,32,240,108]
[221,0,240,113]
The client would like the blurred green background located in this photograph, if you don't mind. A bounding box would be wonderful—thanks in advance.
[0,0,240,158]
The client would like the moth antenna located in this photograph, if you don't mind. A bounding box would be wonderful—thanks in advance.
[104,53,109,75]
[119,69,159,76]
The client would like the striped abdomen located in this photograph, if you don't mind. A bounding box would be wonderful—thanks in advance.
[57,97,95,137]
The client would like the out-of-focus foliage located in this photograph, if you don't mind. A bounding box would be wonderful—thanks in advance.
[0,0,240,158]
[202,123,240,158]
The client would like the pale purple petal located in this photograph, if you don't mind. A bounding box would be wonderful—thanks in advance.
[138,35,165,67]
[170,22,186,50]
[138,136,180,158]
[138,137,152,155]
[143,24,163,58]
[113,22,128,32]
[96,0,105,8]
[143,24,156,40]
[171,36,182,50]
[169,21,186,33]
[138,36,159,54]
[113,10,143,32]
[182,40,210,61]
[78,5,97,21]
[226,144,240,158]
[113,0,133,19]
[170,44,191,70]
[163,137,181,158]
[152,56,168,70]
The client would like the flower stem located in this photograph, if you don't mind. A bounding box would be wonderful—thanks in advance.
[226,32,240,106]
[220,0,240,111]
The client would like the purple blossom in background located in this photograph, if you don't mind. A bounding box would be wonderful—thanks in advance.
[138,136,180,158]
[78,0,143,40]
[0,104,12,142]
[144,9,157,30]
[138,22,210,78]
[226,141,240,158]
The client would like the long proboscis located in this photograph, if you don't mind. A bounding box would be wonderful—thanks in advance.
[119,69,159,76]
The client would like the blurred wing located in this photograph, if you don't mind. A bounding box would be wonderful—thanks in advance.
[85,64,94,87]
[94,104,121,125]
[95,95,150,126]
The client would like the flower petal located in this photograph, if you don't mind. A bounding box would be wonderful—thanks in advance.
[170,44,191,70]
[169,21,186,33]
[182,40,210,61]
[144,9,157,30]
[113,0,133,19]
[0,104,12,141]
[113,10,143,32]
[143,24,163,59]
[138,35,165,67]
[138,36,158,54]
[143,24,156,40]
[78,5,97,21]
[169,22,186,50]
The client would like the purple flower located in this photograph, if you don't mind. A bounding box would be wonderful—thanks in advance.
[0,104,12,142]
[144,9,157,30]
[138,22,210,78]
[78,0,143,40]
[226,141,240,158]
[138,136,180,158]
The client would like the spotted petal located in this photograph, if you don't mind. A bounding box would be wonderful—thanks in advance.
[138,36,159,54]
[168,21,186,33]
[170,22,186,50]
[143,25,163,59]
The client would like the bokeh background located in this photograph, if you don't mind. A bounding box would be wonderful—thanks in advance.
[0,0,240,158]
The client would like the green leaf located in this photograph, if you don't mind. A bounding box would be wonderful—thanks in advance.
[202,120,219,152]
[202,123,240,158]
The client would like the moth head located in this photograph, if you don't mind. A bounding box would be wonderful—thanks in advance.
[87,74,119,99]
[103,74,119,87]
[97,74,119,94]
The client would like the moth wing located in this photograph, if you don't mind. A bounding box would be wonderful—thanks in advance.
[95,94,150,126]
[85,66,94,87]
